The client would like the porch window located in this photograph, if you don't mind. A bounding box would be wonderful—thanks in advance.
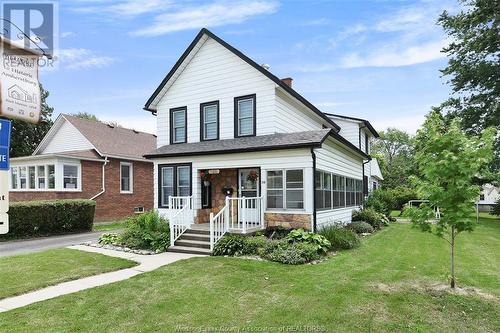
[200,101,219,141]
[315,171,332,210]
[28,166,36,189]
[48,165,55,189]
[63,164,79,189]
[10,167,18,189]
[19,167,26,189]
[37,165,46,189]
[170,107,187,144]
[266,169,303,210]
[355,179,363,205]
[159,164,191,208]
[333,175,345,208]
[234,94,256,137]
[120,162,133,193]
[346,178,356,206]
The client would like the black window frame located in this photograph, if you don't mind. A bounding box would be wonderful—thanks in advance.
[200,101,220,141]
[157,163,192,208]
[234,94,256,138]
[169,106,187,144]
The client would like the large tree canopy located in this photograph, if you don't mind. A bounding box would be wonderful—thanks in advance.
[437,0,500,177]
[371,128,417,189]
[0,85,54,157]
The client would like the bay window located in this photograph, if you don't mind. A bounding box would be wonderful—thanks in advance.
[48,165,55,189]
[37,165,46,189]
[28,166,36,189]
[266,169,304,210]
[63,164,79,189]
[19,167,26,189]
[10,167,18,189]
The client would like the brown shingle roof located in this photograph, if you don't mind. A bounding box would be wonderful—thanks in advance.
[56,149,103,160]
[62,114,156,160]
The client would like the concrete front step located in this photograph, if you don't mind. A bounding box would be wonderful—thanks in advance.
[175,239,211,249]
[168,245,211,255]
[185,228,210,235]
[180,232,210,241]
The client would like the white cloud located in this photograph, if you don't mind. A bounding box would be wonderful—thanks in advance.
[299,18,331,26]
[314,102,347,108]
[339,39,448,68]
[372,114,426,134]
[60,31,75,38]
[131,1,279,36]
[53,48,116,70]
[75,0,173,16]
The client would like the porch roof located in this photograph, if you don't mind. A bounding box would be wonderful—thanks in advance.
[144,129,332,158]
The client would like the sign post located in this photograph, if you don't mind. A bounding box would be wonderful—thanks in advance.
[0,119,11,234]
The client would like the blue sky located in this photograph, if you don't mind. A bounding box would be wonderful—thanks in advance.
[38,0,459,134]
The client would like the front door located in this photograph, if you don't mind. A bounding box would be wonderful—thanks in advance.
[238,168,259,225]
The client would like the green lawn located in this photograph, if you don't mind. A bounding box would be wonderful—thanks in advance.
[0,248,136,299]
[92,220,126,232]
[1,219,498,332]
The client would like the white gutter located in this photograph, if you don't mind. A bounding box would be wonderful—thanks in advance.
[90,156,109,200]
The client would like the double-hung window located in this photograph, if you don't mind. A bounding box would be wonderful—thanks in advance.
[63,165,79,189]
[159,164,191,207]
[48,165,55,189]
[333,175,345,208]
[37,165,46,189]
[120,162,133,193]
[19,167,27,189]
[315,171,333,210]
[28,166,36,189]
[200,101,219,141]
[234,94,256,137]
[266,169,304,210]
[10,167,18,189]
[170,107,187,144]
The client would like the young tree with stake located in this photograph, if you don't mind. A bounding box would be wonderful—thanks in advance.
[407,111,495,288]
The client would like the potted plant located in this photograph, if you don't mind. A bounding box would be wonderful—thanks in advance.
[200,171,211,186]
[247,170,259,183]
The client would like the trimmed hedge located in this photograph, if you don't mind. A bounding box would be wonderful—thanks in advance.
[4,199,95,238]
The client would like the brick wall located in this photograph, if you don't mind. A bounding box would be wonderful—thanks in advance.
[10,158,154,222]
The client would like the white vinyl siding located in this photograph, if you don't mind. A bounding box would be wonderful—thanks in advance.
[156,37,276,146]
[333,118,361,148]
[273,89,324,133]
[41,120,94,154]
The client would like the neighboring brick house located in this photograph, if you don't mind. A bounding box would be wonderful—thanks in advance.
[9,114,155,222]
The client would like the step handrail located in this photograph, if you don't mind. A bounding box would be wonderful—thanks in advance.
[209,196,230,251]
[169,195,193,245]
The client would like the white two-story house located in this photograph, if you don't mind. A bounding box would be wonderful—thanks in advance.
[143,29,378,253]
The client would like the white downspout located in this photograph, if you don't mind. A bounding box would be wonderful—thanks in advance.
[90,156,109,200]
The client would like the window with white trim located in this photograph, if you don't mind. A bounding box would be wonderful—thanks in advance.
[10,167,18,189]
[28,166,35,189]
[120,162,133,193]
[19,166,27,189]
[37,165,46,189]
[266,169,304,210]
[48,165,55,189]
[63,164,79,189]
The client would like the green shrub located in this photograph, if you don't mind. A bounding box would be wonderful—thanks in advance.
[264,226,291,239]
[286,229,331,253]
[346,221,374,234]
[98,233,119,245]
[365,187,419,215]
[118,210,169,252]
[318,225,360,251]
[4,199,95,239]
[352,208,385,229]
[212,234,247,256]
[261,240,321,264]
[492,198,500,216]
[241,236,267,255]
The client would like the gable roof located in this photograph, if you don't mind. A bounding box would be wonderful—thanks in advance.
[325,113,379,138]
[61,114,156,160]
[143,28,340,132]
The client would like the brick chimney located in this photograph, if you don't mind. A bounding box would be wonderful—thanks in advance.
[281,77,293,88]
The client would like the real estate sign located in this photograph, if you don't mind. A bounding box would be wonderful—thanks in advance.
[0,119,10,234]
[0,52,41,123]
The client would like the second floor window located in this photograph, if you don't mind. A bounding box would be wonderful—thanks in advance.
[170,107,187,144]
[200,101,219,141]
[234,94,256,137]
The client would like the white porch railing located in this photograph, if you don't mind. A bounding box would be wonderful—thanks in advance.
[228,196,265,233]
[169,196,194,245]
[209,197,230,251]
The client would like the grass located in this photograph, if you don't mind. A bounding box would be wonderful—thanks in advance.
[93,220,126,231]
[0,248,136,299]
[390,210,402,217]
[0,218,498,332]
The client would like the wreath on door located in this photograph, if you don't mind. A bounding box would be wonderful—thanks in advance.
[247,170,259,182]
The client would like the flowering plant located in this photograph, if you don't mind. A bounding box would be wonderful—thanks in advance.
[247,170,259,182]
[200,171,211,182]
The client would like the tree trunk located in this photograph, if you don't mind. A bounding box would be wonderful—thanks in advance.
[450,227,456,289]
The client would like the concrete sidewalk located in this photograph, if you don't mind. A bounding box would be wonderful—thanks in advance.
[0,245,204,312]
[0,231,111,257]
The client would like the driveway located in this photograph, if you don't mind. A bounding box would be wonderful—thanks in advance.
[0,231,109,257]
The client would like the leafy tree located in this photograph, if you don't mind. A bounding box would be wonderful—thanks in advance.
[0,85,54,157]
[371,128,417,189]
[72,112,99,121]
[437,0,500,180]
[407,111,495,288]
[491,198,500,216]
